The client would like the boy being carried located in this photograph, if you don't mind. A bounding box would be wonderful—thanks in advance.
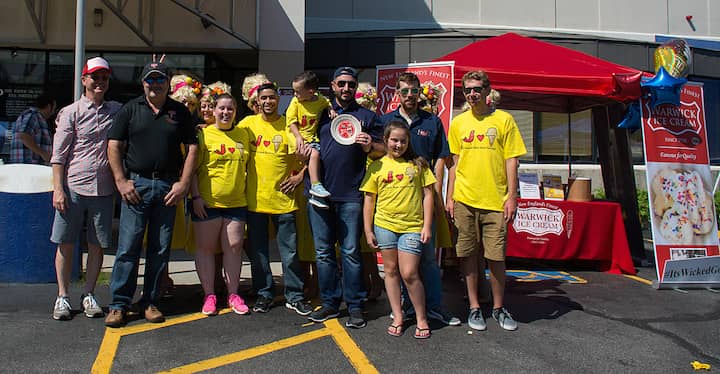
[286,71,335,208]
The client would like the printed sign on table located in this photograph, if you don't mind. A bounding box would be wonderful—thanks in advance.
[641,83,720,287]
[375,62,454,133]
[513,200,568,239]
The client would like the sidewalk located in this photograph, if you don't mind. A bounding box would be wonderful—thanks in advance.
[90,244,286,286]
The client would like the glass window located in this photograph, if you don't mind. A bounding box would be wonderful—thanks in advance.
[0,50,45,84]
[0,50,47,120]
[47,52,74,108]
[100,53,149,85]
[538,110,593,162]
[630,128,644,163]
[690,77,720,164]
[507,109,534,161]
[163,54,205,81]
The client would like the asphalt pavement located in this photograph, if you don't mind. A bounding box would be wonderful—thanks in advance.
[1,251,719,373]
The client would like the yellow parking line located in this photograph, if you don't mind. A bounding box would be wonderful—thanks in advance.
[91,330,120,374]
[325,319,379,374]
[158,328,332,373]
[92,313,379,373]
[624,274,654,285]
[91,309,233,373]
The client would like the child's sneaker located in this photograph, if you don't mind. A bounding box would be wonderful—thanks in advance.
[308,196,329,209]
[310,183,331,198]
[201,294,218,315]
[228,293,249,315]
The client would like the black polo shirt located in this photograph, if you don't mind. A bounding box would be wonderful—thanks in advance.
[108,95,197,176]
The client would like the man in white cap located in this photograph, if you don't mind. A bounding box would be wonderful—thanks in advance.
[105,56,198,327]
[50,56,122,320]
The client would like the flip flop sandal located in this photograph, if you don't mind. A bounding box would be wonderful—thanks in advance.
[387,324,403,337]
[414,327,431,339]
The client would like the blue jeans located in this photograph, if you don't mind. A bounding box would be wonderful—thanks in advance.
[401,221,443,310]
[308,201,365,312]
[246,211,304,303]
[109,176,176,311]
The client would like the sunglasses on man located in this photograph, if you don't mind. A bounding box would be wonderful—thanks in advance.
[335,80,357,89]
[463,86,487,95]
[144,76,167,85]
[399,87,420,96]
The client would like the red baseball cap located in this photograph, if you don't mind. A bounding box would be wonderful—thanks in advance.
[82,57,111,75]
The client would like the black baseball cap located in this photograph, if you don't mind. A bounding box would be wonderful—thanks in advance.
[332,66,358,80]
[141,62,170,81]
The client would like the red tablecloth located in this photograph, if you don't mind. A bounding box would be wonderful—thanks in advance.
[508,199,637,275]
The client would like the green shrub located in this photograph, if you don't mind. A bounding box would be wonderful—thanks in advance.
[592,188,605,199]
[636,190,649,228]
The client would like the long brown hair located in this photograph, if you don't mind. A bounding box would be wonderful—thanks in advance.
[383,120,429,172]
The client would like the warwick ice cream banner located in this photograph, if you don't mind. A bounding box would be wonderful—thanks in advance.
[375,61,454,133]
[641,82,720,287]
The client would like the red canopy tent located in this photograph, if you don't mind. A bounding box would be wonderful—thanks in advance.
[434,32,646,262]
[434,32,644,113]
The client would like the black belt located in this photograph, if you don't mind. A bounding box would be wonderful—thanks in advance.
[129,171,178,181]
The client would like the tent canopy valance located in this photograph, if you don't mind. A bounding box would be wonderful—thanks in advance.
[434,32,644,113]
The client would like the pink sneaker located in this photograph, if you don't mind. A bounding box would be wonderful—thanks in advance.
[228,293,249,315]
[202,294,217,315]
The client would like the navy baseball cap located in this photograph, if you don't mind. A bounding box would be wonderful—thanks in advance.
[141,62,170,81]
[332,66,358,80]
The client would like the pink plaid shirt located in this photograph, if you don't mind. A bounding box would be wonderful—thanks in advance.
[51,95,122,196]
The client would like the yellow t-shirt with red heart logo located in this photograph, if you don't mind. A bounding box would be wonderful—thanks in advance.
[196,125,249,208]
[239,114,299,214]
[448,109,526,212]
[360,156,436,233]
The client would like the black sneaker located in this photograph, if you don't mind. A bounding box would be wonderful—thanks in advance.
[285,300,312,316]
[428,307,462,326]
[308,305,339,322]
[252,296,273,313]
[345,310,366,329]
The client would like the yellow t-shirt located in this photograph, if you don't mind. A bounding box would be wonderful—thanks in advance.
[196,125,249,208]
[239,114,299,214]
[360,156,437,233]
[285,93,330,144]
[448,109,526,212]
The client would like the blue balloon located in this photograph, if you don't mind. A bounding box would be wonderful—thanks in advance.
[617,102,641,131]
[641,67,687,108]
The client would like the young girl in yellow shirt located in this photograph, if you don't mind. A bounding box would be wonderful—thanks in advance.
[360,121,436,339]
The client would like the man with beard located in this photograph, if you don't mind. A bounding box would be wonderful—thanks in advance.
[446,70,526,332]
[239,81,312,316]
[307,67,384,329]
[50,57,122,321]
[105,57,198,327]
[379,72,461,327]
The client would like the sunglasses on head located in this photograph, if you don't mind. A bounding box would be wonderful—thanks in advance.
[463,86,487,95]
[399,87,420,96]
[336,80,357,89]
[144,76,167,84]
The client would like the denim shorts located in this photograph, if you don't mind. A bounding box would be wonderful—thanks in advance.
[308,141,320,152]
[191,206,248,222]
[50,190,114,248]
[373,225,423,256]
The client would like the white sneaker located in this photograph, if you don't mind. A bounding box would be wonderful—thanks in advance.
[81,293,104,318]
[53,296,72,321]
[467,308,486,331]
[309,196,329,209]
[492,307,518,331]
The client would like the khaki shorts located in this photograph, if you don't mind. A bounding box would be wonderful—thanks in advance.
[453,201,507,261]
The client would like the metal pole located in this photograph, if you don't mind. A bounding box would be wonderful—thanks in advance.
[73,0,85,100]
[567,112,572,177]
